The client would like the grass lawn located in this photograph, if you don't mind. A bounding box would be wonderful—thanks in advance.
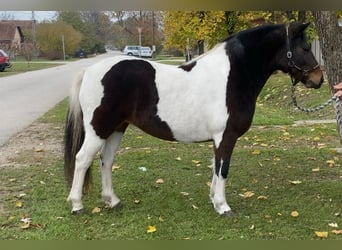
[0,60,67,77]
[0,69,341,240]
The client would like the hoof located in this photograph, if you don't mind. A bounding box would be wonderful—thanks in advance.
[71,208,86,215]
[113,202,124,210]
[222,210,236,217]
[105,202,124,211]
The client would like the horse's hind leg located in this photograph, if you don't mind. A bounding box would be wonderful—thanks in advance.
[100,125,127,208]
[67,132,104,213]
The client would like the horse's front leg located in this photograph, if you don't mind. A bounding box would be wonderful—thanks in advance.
[210,134,237,216]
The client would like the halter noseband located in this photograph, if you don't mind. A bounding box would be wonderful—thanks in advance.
[285,25,320,85]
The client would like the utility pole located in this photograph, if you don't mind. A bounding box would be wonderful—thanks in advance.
[61,34,66,60]
[31,11,37,58]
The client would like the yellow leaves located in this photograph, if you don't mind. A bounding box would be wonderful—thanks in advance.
[289,180,302,185]
[326,160,335,167]
[239,191,255,198]
[290,211,299,217]
[311,167,320,172]
[257,195,268,200]
[112,164,121,171]
[192,160,201,166]
[315,231,328,238]
[252,149,261,155]
[155,178,164,184]
[328,223,338,228]
[331,229,342,235]
[147,225,156,233]
[91,207,101,214]
[15,201,23,208]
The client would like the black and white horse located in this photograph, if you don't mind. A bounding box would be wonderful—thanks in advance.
[64,22,323,216]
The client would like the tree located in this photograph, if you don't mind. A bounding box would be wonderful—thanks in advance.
[312,11,342,143]
[164,11,227,53]
[108,11,164,51]
[163,11,279,55]
[37,21,82,59]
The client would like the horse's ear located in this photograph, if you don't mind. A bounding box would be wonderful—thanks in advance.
[292,22,310,35]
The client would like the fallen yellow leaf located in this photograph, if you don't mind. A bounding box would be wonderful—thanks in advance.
[291,211,299,217]
[326,160,335,167]
[315,231,328,238]
[331,229,342,235]
[328,223,338,228]
[191,160,201,164]
[21,223,30,229]
[313,136,320,142]
[92,207,101,214]
[239,191,255,198]
[155,178,164,184]
[112,165,120,171]
[15,201,23,208]
[257,195,268,200]
[289,180,302,185]
[147,225,156,233]
[311,167,320,172]
[252,149,261,155]
[192,204,199,210]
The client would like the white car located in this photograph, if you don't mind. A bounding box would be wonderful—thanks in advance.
[123,45,153,58]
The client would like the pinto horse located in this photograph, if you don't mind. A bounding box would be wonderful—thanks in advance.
[64,22,323,216]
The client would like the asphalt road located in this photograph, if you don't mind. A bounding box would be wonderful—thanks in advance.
[0,50,122,146]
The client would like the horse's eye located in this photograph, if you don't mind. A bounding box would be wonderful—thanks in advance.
[302,43,311,52]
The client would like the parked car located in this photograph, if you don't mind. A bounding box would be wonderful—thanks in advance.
[140,47,153,58]
[123,45,153,58]
[74,49,88,58]
[0,49,12,72]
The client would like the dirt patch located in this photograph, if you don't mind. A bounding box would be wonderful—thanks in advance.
[0,122,63,168]
[0,122,63,216]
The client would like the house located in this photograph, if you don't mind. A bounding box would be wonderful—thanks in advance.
[0,20,35,58]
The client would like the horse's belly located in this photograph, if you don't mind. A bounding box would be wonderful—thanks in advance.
[156,107,229,143]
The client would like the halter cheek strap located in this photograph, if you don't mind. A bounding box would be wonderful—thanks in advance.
[285,25,320,85]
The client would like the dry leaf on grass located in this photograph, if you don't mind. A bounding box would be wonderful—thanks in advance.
[147,225,156,233]
[252,149,261,155]
[239,191,255,198]
[311,168,320,172]
[192,204,199,210]
[290,211,299,217]
[92,207,101,214]
[326,160,335,167]
[289,180,302,185]
[257,195,268,200]
[328,223,338,228]
[155,178,164,184]
[331,229,342,235]
[15,201,23,208]
[315,231,328,238]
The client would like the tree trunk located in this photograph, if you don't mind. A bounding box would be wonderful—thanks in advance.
[312,11,342,144]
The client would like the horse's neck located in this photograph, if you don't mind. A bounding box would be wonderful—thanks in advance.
[225,26,286,99]
[237,27,285,84]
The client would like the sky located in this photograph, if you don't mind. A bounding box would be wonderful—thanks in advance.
[0,11,56,22]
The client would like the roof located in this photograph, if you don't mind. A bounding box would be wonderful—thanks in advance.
[0,20,34,41]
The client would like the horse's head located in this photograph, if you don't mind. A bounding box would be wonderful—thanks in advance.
[284,22,323,89]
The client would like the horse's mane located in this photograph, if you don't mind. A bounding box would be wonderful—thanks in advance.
[222,23,284,43]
